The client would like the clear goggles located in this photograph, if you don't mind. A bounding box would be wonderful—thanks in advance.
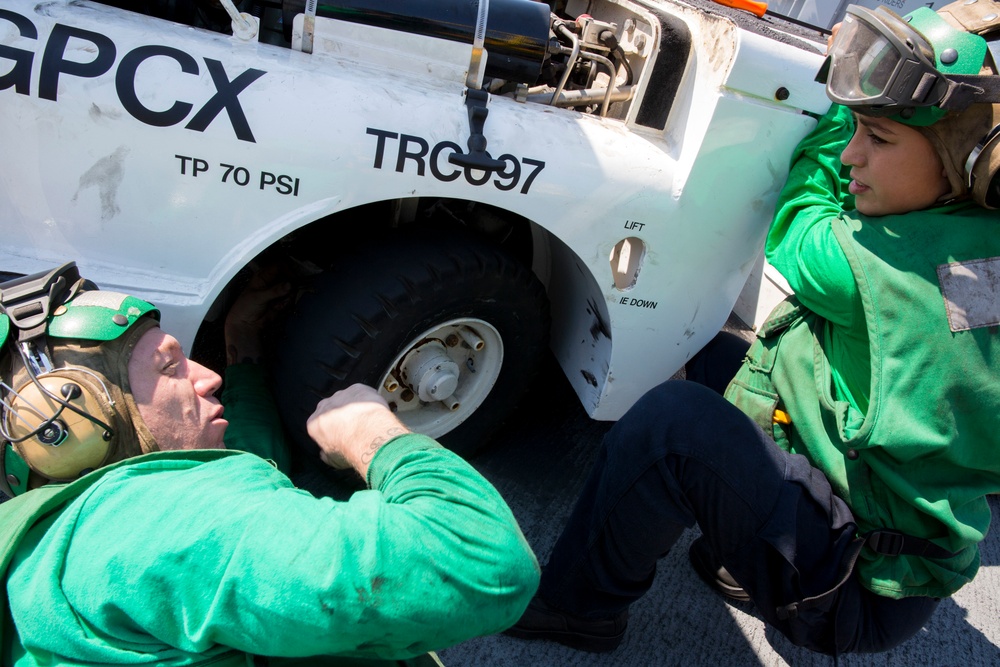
[822,6,952,116]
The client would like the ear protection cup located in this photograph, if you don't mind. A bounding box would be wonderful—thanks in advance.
[967,122,1000,208]
[6,370,118,481]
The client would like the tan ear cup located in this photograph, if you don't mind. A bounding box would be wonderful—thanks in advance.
[968,122,1000,208]
[7,371,116,481]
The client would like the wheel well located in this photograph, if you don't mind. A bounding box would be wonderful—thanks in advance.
[189,194,613,434]
[191,197,542,369]
[283,197,536,270]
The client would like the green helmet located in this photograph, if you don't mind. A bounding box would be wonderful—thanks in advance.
[819,3,1000,207]
[822,6,992,125]
[1,263,160,497]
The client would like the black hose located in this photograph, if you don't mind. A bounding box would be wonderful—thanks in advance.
[614,45,634,85]
[598,30,634,87]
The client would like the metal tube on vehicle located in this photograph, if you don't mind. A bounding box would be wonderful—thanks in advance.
[282,0,550,84]
[527,86,635,109]
[551,23,581,105]
[578,50,617,116]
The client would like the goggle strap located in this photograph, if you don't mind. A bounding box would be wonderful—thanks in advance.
[940,73,1000,109]
[913,72,940,104]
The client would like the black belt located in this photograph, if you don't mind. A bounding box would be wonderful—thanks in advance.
[864,529,959,560]
[775,529,960,621]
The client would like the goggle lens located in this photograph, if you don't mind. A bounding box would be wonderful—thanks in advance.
[829,13,906,103]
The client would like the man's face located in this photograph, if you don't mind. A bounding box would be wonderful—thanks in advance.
[840,114,950,217]
[127,328,228,450]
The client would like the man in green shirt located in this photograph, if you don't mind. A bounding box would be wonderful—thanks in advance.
[507,2,1000,657]
[0,263,539,666]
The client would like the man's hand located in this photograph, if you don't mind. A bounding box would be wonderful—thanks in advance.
[306,384,411,477]
[225,264,292,365]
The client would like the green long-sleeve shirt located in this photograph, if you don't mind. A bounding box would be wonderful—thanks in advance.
[5,370,539,664]
[220,363,292,474]
[730,104,1000,598]
[764,106,870,415]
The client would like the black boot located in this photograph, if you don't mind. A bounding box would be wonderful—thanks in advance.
[503,596,628,653]
[688,536,751,602]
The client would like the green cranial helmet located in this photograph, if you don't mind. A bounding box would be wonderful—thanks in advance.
[0,263,161,497]
[821,5,995,126]
[819,2,1000,207]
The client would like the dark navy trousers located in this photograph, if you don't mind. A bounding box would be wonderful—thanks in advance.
[538,333,938,655]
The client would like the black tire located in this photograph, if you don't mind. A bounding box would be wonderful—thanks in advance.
[272,231,550,458]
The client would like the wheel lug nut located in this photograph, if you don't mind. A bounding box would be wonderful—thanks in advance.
[460,327,485,351]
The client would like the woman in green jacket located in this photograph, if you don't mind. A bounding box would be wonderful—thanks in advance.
[507,3,1000,656]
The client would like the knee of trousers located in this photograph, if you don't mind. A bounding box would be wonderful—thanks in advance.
[604,381,765,463]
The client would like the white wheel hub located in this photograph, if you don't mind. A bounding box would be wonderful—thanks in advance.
[400,341,461,403]
[378,318,503,438]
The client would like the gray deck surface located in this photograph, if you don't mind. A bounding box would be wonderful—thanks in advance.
[433,341,1000,667]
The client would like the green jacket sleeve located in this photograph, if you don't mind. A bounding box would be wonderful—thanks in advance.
[221,363,291,475]
[8,436,539,663]
[765,105,862,328]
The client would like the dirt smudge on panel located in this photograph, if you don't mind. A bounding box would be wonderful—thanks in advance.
[73,145,130,221]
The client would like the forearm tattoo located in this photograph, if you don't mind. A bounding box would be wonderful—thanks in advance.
[362,426,409,464]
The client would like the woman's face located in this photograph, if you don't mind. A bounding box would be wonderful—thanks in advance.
[840,114,950,217]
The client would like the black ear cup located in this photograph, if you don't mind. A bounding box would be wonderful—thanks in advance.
[5,371,116,481]
[967,123,1000,208]
[983,171,1000,208]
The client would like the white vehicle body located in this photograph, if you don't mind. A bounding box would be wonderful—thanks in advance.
[1,0,830,450]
